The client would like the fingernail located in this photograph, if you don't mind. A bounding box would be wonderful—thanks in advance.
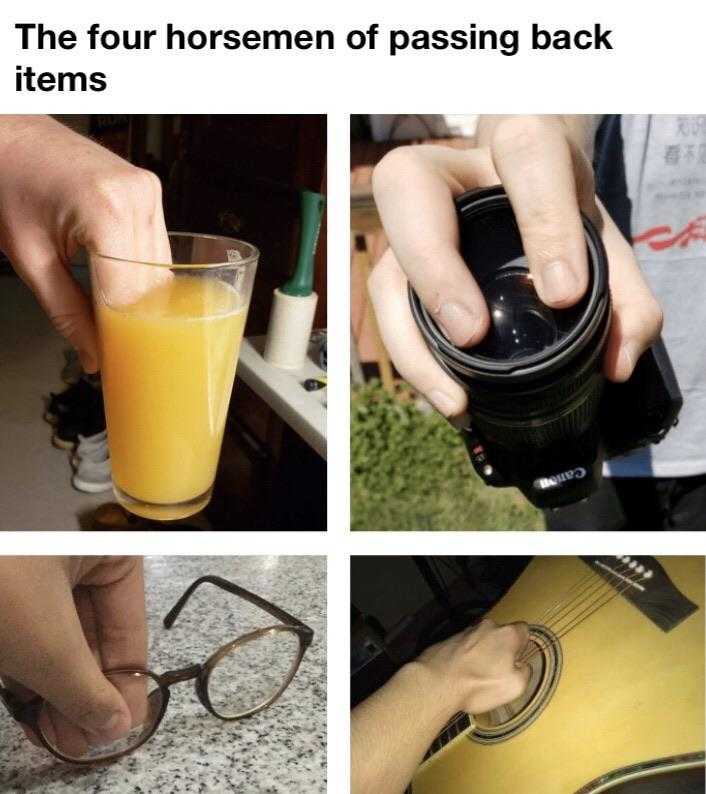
[427,389,457,416]
[94,712,125,741]
[539,261,579,305]
[436,302,479,346]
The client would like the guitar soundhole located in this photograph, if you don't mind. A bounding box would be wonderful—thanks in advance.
[471,624,562,744]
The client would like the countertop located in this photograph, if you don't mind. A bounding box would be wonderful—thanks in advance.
[237,335,327,459]
[0,556,326,793]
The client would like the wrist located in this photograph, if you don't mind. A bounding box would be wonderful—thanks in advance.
[400,660,467,720]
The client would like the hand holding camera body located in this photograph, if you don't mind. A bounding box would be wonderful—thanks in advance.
[410,187,682,509]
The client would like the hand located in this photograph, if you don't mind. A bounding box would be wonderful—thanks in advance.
[0,557,147,757]
[369,115,663,417]
[351,617,530,794]
[414,618,530,716]
[0,115,170,373]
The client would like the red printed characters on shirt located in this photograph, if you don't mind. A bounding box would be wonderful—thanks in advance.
[633,214,706,250]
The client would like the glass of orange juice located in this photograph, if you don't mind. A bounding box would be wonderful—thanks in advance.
[90,233,258,521]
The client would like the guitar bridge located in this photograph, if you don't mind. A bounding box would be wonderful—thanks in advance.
[580,556,698,632]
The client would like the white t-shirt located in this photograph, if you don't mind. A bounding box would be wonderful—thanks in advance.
[602,115,706,477]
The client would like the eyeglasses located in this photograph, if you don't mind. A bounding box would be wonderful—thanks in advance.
[0,575,314,764]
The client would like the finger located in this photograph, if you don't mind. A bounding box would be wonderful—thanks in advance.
[510,660,532,700]
[83,558,147,673]
[144,181,172,265]
[368,248,468,416]
[0,558,132,743]
[12,243,98,373]
[40,703,89,759]
[507,621,530,655]
[69,581,149,729]
[373,146,496,347]
[81,558,149,726]
[490,116,589,308]
[81,169,172,308]
[74,586,102,667]
[598,203,663,382]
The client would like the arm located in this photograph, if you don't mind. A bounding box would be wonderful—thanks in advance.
[351,619,529,794]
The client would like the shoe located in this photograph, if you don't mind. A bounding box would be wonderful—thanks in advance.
[45,377,99,425]
[72,456,112,493]
[71,430,108,467]
[52,392,106,450]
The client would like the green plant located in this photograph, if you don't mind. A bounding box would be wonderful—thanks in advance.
[351,381,543,531]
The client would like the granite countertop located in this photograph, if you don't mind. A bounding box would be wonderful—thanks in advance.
[0,556,326,793]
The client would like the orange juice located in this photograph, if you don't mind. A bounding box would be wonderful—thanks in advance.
[96,275,246,517]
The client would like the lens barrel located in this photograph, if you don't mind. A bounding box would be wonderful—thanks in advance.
[409,186,612,508]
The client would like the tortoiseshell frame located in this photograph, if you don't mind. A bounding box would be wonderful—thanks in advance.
[0,575,314,765]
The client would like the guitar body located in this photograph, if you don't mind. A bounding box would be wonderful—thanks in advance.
[411,556,704,794]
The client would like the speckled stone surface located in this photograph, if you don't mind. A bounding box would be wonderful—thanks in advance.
[0,556,326,793]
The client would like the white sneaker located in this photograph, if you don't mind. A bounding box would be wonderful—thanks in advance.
[77,428,107,450]
[72,431,108,468]
[72,456,112,493]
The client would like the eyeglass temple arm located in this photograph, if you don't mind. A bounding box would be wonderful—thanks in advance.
[163,575,313,638]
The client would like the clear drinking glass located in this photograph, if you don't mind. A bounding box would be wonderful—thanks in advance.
[90,234,259,520]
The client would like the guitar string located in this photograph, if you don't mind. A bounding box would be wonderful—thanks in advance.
[516,560,635,661]
[519,559,644,657]
[529,562,639,640]
[518,566,644,664]
[519,582,636,665]
[518,574,640,665]
[542,561,646,636]
[526,559,633,633]
[518,565,645,665]
[528,559,631,628]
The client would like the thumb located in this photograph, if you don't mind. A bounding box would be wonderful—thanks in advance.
[12,246,99,374]
[40,660,132,742]
[0,564,132,741]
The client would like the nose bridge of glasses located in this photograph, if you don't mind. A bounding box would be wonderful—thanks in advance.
[158,663,203,688]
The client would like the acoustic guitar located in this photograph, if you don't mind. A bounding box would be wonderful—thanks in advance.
[410,556,704,794]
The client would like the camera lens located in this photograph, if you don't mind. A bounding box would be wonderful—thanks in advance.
[409,186,611,507]
[473,266,559,361]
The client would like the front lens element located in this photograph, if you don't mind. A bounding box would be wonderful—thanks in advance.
[40,672,164,762]
[473,270,560,361]
[207,628,302,719]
